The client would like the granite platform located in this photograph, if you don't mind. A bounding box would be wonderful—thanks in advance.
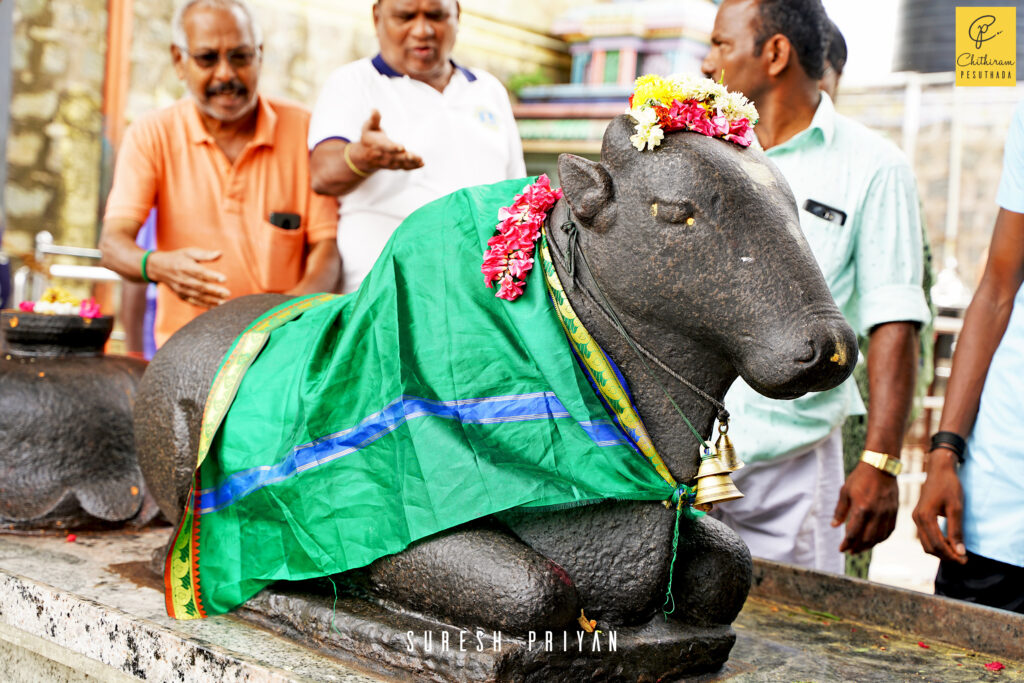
[0,528,384,682]
[1,526,1022,681]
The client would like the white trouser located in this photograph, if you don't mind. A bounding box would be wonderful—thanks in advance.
[710,428,846,574]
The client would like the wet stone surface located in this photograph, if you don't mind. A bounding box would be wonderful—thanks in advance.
[712,596,1024,683]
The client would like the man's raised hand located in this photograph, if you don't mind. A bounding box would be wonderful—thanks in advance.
[348,109,424,173]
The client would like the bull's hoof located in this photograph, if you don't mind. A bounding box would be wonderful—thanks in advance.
[364,526,579,635]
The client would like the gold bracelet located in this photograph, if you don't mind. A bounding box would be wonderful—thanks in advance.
[860,449,902,476]
[343,144,370,178]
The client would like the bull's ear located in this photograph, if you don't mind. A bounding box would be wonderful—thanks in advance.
[558,154,615,231]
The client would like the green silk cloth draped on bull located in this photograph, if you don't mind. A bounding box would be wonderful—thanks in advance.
[165,177,676,619]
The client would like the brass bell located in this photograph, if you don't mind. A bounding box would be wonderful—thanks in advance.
[715,423,744,472]
[695,450,730,478]
[693,449,744,510]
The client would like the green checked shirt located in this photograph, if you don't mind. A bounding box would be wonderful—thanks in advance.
[723,92,931,464]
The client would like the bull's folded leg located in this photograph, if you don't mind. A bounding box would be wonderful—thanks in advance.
[500,501,673,625]
[665,513,752,627]
[362,525,580,636]
[501,501,751,628]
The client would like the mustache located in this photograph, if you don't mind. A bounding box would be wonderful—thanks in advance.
[205,80,248,98]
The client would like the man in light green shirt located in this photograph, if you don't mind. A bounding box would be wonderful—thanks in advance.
[702,0,930,572]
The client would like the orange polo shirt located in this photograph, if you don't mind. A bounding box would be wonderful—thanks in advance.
[104,96,338,347]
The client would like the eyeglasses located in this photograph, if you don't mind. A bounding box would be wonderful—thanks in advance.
[179,46,260,69]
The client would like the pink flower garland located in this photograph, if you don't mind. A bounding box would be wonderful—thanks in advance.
[17,296,101,318]
[655,98,755,147]
[481,174,563,301]
[80,298,102,318]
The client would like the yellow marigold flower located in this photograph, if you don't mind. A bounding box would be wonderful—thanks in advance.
[633,74,674,108]
[40,287,80,305]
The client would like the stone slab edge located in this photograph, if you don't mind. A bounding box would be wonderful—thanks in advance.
[751,558,1024,659]
[0,619,137,683]
[0,569,317,682]
[237,586,735,683]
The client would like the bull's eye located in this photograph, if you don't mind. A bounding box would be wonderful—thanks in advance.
[653,199,696,225]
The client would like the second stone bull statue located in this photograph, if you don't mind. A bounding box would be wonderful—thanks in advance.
[134,113,857,678]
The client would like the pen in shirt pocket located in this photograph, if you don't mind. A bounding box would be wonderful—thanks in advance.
[269,211,301,230]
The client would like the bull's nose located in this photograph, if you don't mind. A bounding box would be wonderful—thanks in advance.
[788,322,857,393]
[795,339,819,365]
[741,317,857,400]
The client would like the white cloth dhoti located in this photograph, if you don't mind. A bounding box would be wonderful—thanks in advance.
[711,428,845,574]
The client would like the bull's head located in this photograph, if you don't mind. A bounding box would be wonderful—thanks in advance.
[552,115,857,478]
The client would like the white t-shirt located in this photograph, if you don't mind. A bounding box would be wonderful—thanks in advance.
[309,55,526,293]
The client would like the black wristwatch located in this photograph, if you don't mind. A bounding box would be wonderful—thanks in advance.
[930,431,966,464]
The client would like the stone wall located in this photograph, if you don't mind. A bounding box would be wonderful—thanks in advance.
[124,0,579,123]
[5,0,107,256]
[0,1,13,218]
[835,78,1024,297]
[124,0,180,121]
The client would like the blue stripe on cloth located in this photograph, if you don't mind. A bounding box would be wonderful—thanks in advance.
[577,419,631,447]
[198,392,624,514]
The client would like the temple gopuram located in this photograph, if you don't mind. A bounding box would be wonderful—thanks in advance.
[516,0,717,177]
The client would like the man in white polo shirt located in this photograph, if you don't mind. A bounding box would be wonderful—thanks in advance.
[309,0,526,293]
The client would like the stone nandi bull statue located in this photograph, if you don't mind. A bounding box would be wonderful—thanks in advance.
[135,114,856,680]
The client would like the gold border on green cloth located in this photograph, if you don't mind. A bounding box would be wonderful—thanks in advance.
[538,232,678,490]
[166,293,337,619]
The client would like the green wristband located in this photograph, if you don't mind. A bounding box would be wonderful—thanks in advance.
[140,250,154,283]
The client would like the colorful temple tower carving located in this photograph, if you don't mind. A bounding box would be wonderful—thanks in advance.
[516,0,716,170]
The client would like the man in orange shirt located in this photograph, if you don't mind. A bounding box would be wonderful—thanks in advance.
[100,0,339,347]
